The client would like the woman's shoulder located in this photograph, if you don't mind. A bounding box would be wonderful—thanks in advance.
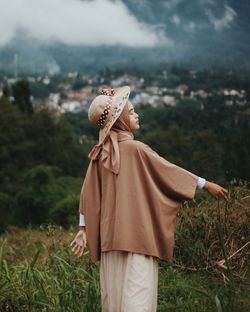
[120,139,152,153]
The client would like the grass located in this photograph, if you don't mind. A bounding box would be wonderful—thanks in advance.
[0,225,101,312]
[0,184,249,311]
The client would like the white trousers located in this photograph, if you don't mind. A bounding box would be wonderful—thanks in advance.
[100,250,158,312]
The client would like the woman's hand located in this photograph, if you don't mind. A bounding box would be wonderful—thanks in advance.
[70,228,87,257]
[204,181,228,200]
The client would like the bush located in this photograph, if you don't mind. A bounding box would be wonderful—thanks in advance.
[14,165,61,226]
[0,192,14,233]
[49,194,79,229]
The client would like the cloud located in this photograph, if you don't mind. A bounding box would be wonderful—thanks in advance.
[200,0,216,5]
[163,0,183,10]
[0,0,170,47]
[206,5,237,31]
[171,15,181,26]
[185,21,196,33]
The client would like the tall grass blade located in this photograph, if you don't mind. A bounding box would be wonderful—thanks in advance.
[215,295,223,312]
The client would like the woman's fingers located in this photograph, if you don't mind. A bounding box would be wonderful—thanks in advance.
[220,187,228,199]
[222,187,228,195]
[71,240,87,256]
[70,239,76,247]
[74,245,81,255]
[72,243,81,254]
[75,245,84,255]
[78,245,85,257]
[216,186,228,200]
[76,243,87,257]
[70,232,87,257]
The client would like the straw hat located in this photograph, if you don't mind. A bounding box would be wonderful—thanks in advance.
[88,86,130,144]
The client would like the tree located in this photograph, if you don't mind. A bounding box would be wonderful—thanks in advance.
[0,192,14,233]
[143,124,192,167]
[26,110,88,176]
[49,194,79,229]
[13,165,82,227]
[190,129,225,182]
[12,79,33,115]
[0,97,27,193]
[2,83,10,97]
[14,165,60,226]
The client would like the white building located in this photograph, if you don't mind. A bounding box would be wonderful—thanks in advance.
[48,93,60,109]
[162,95,176,106]
[60,101,81,113]
[43,77,50,85]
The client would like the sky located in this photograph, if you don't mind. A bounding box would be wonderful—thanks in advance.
[0,0,169,47]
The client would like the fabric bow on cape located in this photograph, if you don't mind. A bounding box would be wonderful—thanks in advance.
[88,130,134,174]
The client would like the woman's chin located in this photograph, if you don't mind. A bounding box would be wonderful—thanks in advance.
[134,125,140,131]
[131,123,140,131]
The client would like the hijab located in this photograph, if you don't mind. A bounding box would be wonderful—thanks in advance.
[88,102,134,174]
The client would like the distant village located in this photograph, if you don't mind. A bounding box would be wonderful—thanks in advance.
[0,70,247,115]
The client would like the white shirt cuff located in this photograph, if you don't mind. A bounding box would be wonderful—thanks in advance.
[79,213,85,226]
[197,177,206,189]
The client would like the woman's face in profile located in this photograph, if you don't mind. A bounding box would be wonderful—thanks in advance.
[127,101,139,131]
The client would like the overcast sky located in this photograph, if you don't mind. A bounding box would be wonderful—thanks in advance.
[0,0,170,47]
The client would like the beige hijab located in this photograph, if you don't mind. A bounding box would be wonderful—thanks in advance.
[88,102,134,174]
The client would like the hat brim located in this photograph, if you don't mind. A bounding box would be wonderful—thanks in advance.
[98,86,130,144]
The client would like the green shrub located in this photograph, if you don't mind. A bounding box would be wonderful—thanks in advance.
[49,194,79,229]
[0,192,14,233]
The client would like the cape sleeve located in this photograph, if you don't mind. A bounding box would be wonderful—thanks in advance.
[79,160,101,215]
[138,142,199,202]
[78,159,102,262]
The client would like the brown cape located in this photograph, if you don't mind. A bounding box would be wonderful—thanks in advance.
[79,139,199,263]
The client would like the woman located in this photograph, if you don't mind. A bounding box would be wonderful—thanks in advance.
[70,86,228,312]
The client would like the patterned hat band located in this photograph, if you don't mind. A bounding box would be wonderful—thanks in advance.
[100,88,115,96]
[96,98,112,128]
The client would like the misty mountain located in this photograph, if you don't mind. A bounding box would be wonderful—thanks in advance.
[0,0,249,75]
[124,0,250,64]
